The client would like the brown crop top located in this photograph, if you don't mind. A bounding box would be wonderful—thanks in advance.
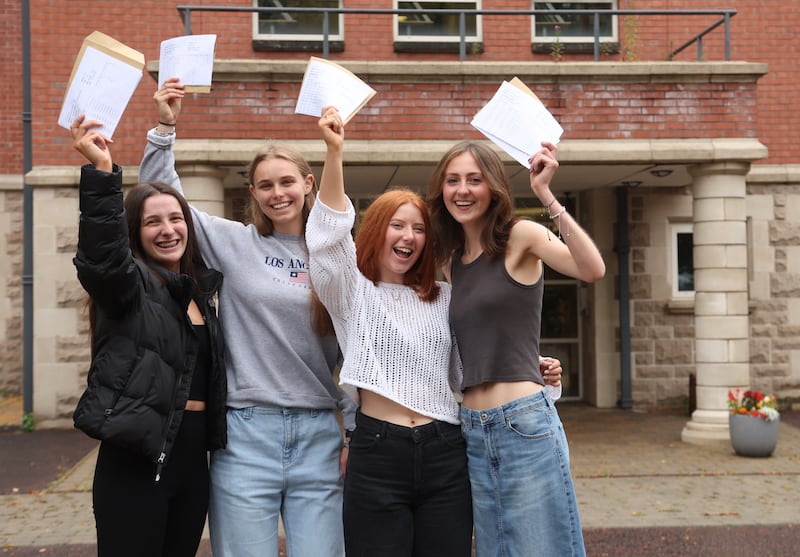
[449,250,544,390]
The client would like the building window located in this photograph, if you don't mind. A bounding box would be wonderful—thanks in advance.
[532,1,617,49]
[394,1,482,52]
[672,223,694,298]
[252,0,344,51]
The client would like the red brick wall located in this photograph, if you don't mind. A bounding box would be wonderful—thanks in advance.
[7,0,798,171]
[1,0,23,173]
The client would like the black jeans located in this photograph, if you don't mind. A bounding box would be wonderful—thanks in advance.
[93,410,208,557]
[344,411,473,557]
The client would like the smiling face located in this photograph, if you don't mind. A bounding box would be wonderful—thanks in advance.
[139,193,188,273]
[249,157,314,235]
[378,202,427,284]
[442,151,493,231]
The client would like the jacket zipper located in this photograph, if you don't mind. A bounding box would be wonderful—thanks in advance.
[155,373,184,483]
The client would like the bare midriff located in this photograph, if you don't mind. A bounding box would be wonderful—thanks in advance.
[462,381,544,411]
[359,390,433,428]
[184,400,206,411]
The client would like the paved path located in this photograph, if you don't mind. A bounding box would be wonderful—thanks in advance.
[2,398,799,552]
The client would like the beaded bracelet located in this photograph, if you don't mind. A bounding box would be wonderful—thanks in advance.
[549,208,570,238]
[158,120,177,127]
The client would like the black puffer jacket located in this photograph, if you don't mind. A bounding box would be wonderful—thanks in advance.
[72,164,227,474]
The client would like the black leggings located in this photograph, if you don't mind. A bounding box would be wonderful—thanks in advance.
[93,411,209,557]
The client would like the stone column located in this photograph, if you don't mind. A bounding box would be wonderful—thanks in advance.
[682,162,751,445]
[175,164,226,217]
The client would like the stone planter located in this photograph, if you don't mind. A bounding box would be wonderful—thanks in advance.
[729,413,780,457]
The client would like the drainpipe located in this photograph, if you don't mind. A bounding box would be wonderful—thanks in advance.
[616,186,633,409]
[21,0,33,417]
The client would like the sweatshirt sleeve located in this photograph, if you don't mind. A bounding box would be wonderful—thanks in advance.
[305,197,359,320]
[140,129,184,195]
[140,128,247,270]
[73,164,140,316]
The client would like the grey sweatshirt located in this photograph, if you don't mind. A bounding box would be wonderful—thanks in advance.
[140,131,348,415]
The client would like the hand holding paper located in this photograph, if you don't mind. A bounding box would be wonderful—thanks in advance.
[58,31,145,139]
[295,57,376,125]
[471,78,563,168]
[158,34,216,93]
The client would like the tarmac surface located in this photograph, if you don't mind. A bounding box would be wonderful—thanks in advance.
[1,395,799,556]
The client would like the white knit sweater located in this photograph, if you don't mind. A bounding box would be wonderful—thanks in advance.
[306,198,461,425]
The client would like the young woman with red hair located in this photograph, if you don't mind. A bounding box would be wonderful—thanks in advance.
[306,108,473,556]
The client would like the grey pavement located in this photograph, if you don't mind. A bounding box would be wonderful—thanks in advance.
[1,402,799,550]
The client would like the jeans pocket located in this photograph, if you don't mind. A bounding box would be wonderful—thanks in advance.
[505,411,553,440]
[348,430,383,451]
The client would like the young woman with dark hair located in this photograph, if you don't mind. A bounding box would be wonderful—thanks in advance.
[70,115,227,557]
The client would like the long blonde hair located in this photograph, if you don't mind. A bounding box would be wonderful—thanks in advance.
[246,143,334,336]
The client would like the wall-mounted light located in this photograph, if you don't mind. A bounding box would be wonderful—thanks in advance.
[650,169,673,178]
[620,180,642,187]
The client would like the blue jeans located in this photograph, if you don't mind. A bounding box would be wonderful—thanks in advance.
[344,411,473,557]
[460,391,585,557]
[208,406,344,557]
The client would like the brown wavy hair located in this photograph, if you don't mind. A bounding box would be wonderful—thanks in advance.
[426,141,516,265]
[246,143,333,335]
[355,188,440,303]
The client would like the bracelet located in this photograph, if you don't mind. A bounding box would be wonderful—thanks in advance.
[158,120,177,127]
[152,126,175,137]
[549,208,571,238]
[545,198,558,213]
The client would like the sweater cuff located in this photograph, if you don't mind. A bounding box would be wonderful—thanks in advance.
[146,128,176,148]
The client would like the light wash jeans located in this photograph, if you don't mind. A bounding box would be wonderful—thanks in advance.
[209,406,344,557]
[460,391,586,557]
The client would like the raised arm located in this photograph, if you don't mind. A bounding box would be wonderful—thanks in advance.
[71,114,113,173]
[71,116,139,315]
[316,106,346,211]
[524,142,606,283]
[139,77,185,194]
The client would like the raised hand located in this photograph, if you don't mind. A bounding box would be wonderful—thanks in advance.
[318,105,344,151]
[70,115,113,173]
[154,77,185,126]
[528,141,559,204]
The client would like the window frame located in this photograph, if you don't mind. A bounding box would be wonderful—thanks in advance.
[671,222,695,300]
[393,0,483,44]
[531,0,618,46]
[251,0,345,43]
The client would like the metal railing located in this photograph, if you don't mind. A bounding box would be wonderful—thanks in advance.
[176,5,736,62]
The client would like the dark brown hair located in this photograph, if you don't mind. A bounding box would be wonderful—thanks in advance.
[124,182,205,278]
[88,181,206,346]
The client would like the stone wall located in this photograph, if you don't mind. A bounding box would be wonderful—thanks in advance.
[747,172,800,409]
[628,187,696,410]
[0,180,23,394]
[627,174,800,412]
